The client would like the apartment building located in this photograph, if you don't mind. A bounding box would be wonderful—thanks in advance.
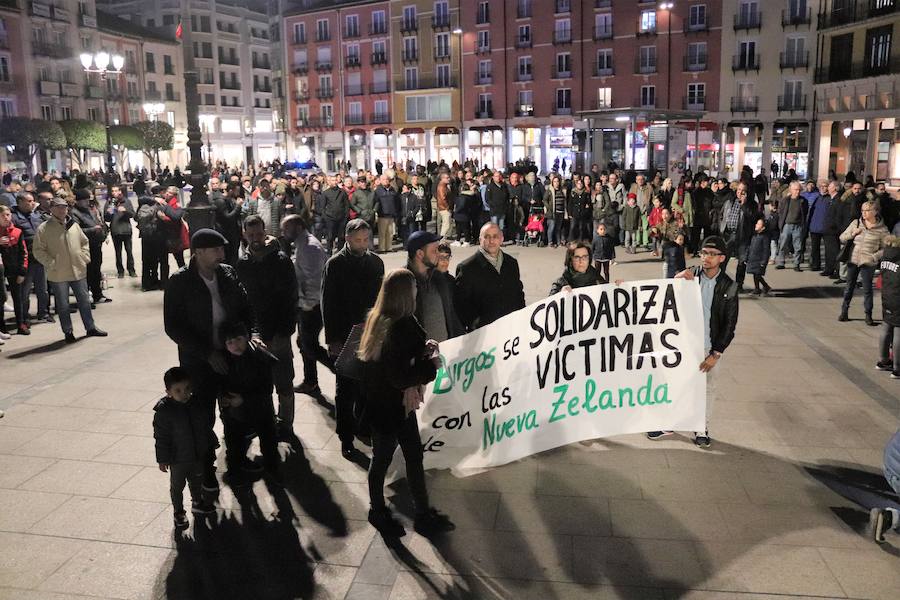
[709,0,818,180]
[99,0,282,166]
[812,0,899,183]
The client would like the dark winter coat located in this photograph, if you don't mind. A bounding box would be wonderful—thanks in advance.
[592,234,616,261]
[152,397,217,465]
[362,316,437,434]
[690,266,739,355]
[321,246,385,347]
[323,186,350,221]
[71,204,105,245]
[373,184,399,218]
[11,206,45,253]
[880,237,900,326]
[235,237,299,340]
[745,232,771,276]
[104,196,135,237]
[548,266,600,296]
[220,343,277,423]
[485,181,510,218]
[163,261,257,366]
[663,242,686,278]
[569,189,592,220]
[622,203,642,231]
[454,250,526,331]
[212,192,242,241]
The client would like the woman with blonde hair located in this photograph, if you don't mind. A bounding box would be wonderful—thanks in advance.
[359,268,454,538]
[838,200,888,325]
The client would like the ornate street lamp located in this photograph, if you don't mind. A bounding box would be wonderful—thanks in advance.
[81,50,125,199]
[142,101,166,172]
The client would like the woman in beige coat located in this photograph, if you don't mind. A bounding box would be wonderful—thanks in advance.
[838,200,889,325]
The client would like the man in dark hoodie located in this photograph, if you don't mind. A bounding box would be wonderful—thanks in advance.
[211,177,242,266]
[104,185,136,278]
[236,215,299,433]
[322,175,350,255]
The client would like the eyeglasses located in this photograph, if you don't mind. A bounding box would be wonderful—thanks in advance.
[572,254,590,261]
[699,250,723,257]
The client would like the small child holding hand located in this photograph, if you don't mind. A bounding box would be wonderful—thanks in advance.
[591,223,616,283]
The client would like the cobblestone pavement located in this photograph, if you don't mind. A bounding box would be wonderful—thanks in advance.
[0,240,898,600]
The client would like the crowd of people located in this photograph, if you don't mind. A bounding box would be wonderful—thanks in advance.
[2,155,898,543]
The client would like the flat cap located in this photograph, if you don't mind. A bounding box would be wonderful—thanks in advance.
[190,228,228,249]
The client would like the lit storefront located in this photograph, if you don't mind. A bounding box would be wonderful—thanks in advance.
[348,131,367,170]
[435,128,460,165]
[398,130,426,168]
[510,128,541,165]
[547,127,574,174]
[771,123,810,179]
[468,128,504,170]
[372,129,394,168]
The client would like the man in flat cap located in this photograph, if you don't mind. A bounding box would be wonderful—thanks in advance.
[163,228,258,491]
[32,197,108,343]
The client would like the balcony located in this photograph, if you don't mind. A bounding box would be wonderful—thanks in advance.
[85,85,103,99]
[782,8,811,27]
[368,23,387,36]
[475,108,494,119]
[369,82,390,94]
[595,0,611,7]
[515,37,532,48]
[295,91,310,102]
[683,95,706,110]
[401,49,418,63]
[635,97,656,108]
[346,113,364,125]
[732,55,760,72]
[475,44,491,55]
[555,0,571,13]
[295,117,310,128]
[515,106,534,117]
[636,23,657,36]
[815,57,900,84]
[553,106,573,116]
[734,12,762,30]
[432,14,450,29]
[516,70,533,82]
[434,49,451,60]
[634,57,657,74]
[303,117,334,128]
[818,1,899,30]
[219,81,241,90]
[683,55,708,72]
[253,85,271,93]
[252,60,271,70]
[594,62,614,77]
[552,66,572,79]
[80,13,97,27]
[400,19,417,34]
[370,112,391,124]
[60,82,80,97]
[144,89,162,101]
[553,29,572,44]
[344,26,360,39]
[165,91,181,102]
[316,31,331,42]
[293,34,307,45]
[371,52,388,65]
[37,80,59,96]
[684,19,709,33]
[316,87,334,99]
[293,62,309,74]
[218,56,240,66]
[344,84,364,96]
[730,96,759,113]
[779,51,809,70]
[345,55,361,68]
[395,76,456,91]
[32,42,71,59]
[315,60,332,71]
[778,94,807,112]
[475,73,492,85]
[593,23,613,40]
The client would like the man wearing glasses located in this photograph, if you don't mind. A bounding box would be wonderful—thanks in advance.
[647,235,739,448]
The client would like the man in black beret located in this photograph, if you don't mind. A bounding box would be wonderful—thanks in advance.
[163,227,259,490]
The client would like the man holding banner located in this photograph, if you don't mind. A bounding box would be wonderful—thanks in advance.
[648,235,739,448]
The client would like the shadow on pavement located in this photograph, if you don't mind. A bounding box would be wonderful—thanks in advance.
[3,338,72,358]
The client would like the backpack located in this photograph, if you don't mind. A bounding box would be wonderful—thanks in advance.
[136,204,158,237]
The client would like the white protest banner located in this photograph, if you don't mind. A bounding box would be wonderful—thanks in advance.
[417,279,707,473]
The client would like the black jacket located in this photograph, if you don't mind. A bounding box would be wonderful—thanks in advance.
[220,343,277,423]
[485,181,510,218]
[323,186,350,221]
[880,238,900,326]
[745,232,770,276]
[104,196,135,237]
[691,266,739,355]
[235,238,299,340]
[152,397,217,465]
[454,250,526,331]
[321,246,384,346]
[212,192,242,241]
[362,316,437,434]
[569,189,592,219]
[71,205,105,245]
[374,184,399,218]
[408,262,465,341]
[830,195,856,233]
[163,261,257,365]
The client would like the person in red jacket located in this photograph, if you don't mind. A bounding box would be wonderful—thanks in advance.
[0,204,29,335]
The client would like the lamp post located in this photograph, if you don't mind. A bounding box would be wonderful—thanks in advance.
[452,27,464,163]
[199,115,214,168]
[659,2,674,176]
[244,118,255,170]
[81,50,125,200]
[142,101,165,172]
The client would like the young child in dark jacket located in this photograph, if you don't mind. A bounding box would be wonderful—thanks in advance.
[591,223,616,283]
[153,367,217,528]
[746,218,772,296]
[663,232,687,278]
[219,321,281,485]
[876,235,900,376]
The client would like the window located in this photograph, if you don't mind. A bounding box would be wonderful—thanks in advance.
[145,52,155,72]
[345,14,359,37]
[59,106,71,120]
[204,93,214,105]
[436,63,451,86]
[41,105,53,120]
[318,74,332,92]
[686,82,705,107]
[640,85,656,107]
[597,87,611,108]
[199,15,210,32]
[518,56,533,80]
[163,55,174,75]
[320,104,333,124]
[0,99,13,118]
[163,14,175,26]
[556,88,571,111]
[689,4,707,29]
[518,89,533,114]
[738,40,757,68]
[435,32,450,57]
[403,36,417,60]
[639,46,657,72]
[434,1,449,23]
[556,53,571,77]
[373,40,386,60]
[405,66,418,89]
[316,19,329,41]
[640,10,657,33]
[403,6,416,29]
[865,25,892,74]
[405,93,451,121]
[87,107,99,121]
[517,25,531,45]
[783,80,803,107]
[687,42,707,69]
[477,1,490,24]
[129,107,140,123]
[297,105,309,121]
[518,0,532,18]
[596,48,613,75]
[81,36,90,50]
[595,13,612,38]
[372,10,386,34]
[477,59,491,83]
[0,57,9,82]
[293,22,306,43]
[738,1,759,25]
[374,99,388,119]
[477,93,492,117]
[348,101,362,120]
[554,19,571,42]
[477,30,490,52]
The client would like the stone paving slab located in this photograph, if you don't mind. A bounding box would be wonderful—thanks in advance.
[0,242,897,599]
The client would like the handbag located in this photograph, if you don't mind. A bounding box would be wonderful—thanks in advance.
[334,323,366,381]
[837,219,859,263]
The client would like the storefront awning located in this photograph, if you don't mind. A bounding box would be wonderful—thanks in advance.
[470,125,502,132]
[373,128,392,135]
[578,107,706,122]
[434,126,459,135]
[401,127,425,134]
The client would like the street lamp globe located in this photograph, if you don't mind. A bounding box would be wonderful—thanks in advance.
[95,51,110,71]
[452,27,462,35]
[111,54,125,72]
[80,53,94,69]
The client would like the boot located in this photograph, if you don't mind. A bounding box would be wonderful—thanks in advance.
[838,308,849,322]
[865,314,877,326]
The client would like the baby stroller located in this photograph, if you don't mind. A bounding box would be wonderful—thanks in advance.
[524,208,546,247]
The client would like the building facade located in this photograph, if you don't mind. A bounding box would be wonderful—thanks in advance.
[812,0,899,183]
[99,0,282,167]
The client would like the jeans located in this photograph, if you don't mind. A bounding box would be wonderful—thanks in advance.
[808,232,823,270]
[169,461,203,514]
[842,263,875,316]
[324,218,345,255]
[776,223,803,268]
[87,241,104,300]
[266,333,295,398]
[879,322,899,373]
[594,260,610,283]
[297,305,331,387]
[624,230,636,251]
[4,277,23,328]
[886,467,900,499]
[112,234,135,275]
[490,215,506,233]
[368,412,429,514]
[572,217,592,242]
[180,358,221,488]
[49,279,95,335]
[21,259,49,319]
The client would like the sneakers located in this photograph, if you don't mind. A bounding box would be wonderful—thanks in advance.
[868,507,898,543]
[694,433,712,449]
[647,431,674,440]
[414,508,455,537]
[892,372,900,380]
[174,511,189,528]
[17,324,30,335]
[191,500,216,515]
[876,360,893,372]
[0,331,10,340]
[368,507,406,537]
